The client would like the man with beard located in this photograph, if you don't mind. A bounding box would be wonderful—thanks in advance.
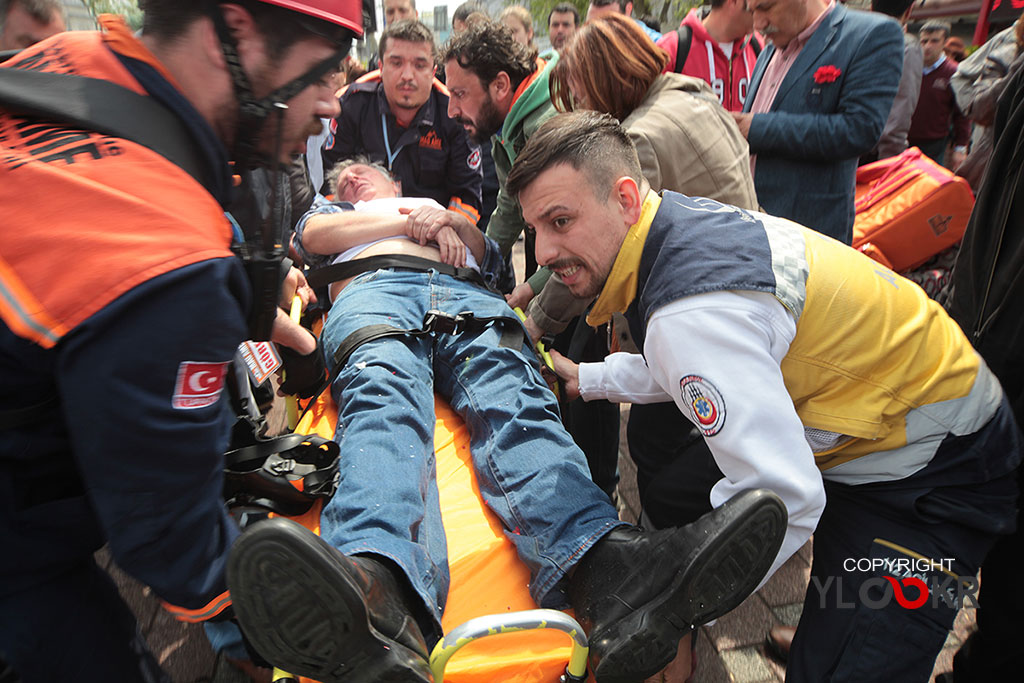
[0,1,360,680]
[443,20,557,305]
[323,19,482,224]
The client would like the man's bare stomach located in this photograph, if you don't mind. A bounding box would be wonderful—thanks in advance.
[329,238,442,301]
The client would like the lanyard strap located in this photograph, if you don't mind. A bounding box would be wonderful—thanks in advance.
[380,112,407,170]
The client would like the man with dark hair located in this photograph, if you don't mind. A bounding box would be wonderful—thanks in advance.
[365,0,417,75]
[323,19,483,225]
[384,0,417,25]
[443,20,553,298]
[656,0,761,112]
[734,0,904,243]
[0,1,362,680]
[587,0,661,41]
[510,110,1021,683]
[227,155,789,683]
[544,2,579,56]
[861,0,922,162]
[909,20,970,168]
[0,0,64,50]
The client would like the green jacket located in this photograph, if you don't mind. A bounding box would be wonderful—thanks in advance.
[486,56,559,293]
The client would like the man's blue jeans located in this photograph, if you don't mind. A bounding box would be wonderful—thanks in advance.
[319,268,623,629]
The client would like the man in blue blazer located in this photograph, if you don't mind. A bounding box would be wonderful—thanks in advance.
[733,0,903,243]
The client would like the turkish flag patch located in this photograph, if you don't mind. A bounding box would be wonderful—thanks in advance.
[172,361,230,410]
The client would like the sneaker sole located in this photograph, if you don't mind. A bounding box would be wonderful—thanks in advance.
[593,488,787,682]
[226,518,431,683]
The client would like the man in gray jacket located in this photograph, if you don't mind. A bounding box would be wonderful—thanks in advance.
[864,0,922,162]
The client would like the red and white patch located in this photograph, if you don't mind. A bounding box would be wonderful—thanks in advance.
[172,361,230,410]
[680,375,726,436]
[467,147,481,171]
[238,341,281,386]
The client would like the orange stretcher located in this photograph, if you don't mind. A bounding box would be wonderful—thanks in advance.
[241,367,587,683]
[853,147,975,273]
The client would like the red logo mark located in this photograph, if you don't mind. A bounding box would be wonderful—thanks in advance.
[172,361,230,410]
[883,576,929,609]
[419,131,443,150]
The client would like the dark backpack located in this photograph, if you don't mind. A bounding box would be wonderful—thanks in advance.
[672,25,763,75]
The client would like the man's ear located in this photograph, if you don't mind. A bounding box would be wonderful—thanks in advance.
[613,175,643,225]
[218,4,263,67]
[489,71,513,106]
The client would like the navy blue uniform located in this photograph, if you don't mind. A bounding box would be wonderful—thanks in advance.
[323,73,483,224]
[1,22,247,682]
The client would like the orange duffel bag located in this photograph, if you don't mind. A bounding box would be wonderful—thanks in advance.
[852,147,974,272]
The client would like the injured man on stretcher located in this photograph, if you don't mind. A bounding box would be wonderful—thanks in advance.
[226,157,789,683]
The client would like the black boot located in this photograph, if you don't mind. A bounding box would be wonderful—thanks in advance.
[227,518,433,683]
[569,488,787,683]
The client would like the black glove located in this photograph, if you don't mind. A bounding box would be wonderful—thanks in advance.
[276,338,327,399]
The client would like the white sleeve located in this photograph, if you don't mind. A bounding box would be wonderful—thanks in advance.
[578,352,674,404]
[643,291,826,582]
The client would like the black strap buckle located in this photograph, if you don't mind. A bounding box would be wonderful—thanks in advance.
[423,309,473,335]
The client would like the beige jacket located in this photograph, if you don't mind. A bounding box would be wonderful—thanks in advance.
[527,73,759,334]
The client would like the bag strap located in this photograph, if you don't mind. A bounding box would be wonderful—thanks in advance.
[0,68,209,189]
[674,24,693,74]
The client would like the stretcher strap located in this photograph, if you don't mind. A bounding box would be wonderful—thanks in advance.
[224,433,340,517]
[330,309,526,370]
[0,68,210,190]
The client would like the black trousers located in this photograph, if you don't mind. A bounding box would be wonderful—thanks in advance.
[554,315,619,498]
[629,399,1020,682]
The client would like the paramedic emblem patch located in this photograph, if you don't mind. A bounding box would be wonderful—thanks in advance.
[680,375,726,436]
[467,147,481,171]
[172,361,230,410]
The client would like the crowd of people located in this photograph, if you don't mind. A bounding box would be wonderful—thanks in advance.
[1,1,1022,682]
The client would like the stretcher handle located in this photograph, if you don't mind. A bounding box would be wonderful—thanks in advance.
[428,608,589,682]
[512,307,562,399]
[285,294,303,430]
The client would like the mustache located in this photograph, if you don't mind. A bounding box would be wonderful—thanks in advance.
[453,115,474,127]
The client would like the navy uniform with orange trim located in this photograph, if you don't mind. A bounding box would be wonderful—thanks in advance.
[322,71,483,224]
[0,20,244,681]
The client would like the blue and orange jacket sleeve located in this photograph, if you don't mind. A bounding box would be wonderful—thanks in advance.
[58,261,248,621]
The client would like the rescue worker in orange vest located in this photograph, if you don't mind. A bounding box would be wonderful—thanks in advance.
[0,1,361,680]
